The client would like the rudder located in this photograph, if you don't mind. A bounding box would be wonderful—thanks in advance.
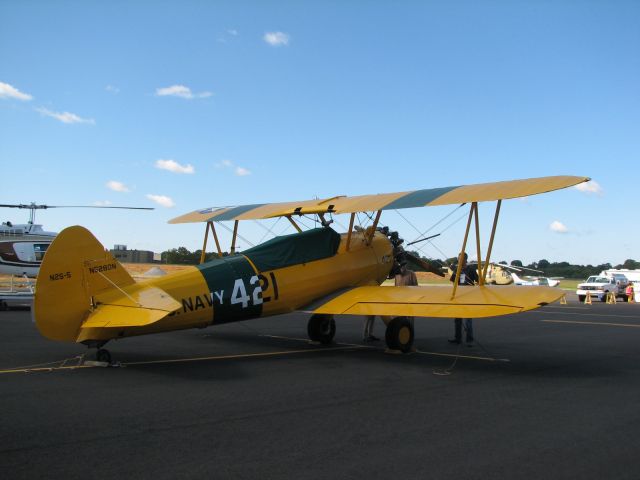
[34,225,135,342]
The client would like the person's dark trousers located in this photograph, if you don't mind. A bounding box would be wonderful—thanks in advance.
[454,318,474,342]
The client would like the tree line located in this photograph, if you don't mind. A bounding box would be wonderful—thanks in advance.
[162,246,639,279]
[160,247,226,265]
[506,258,640,279]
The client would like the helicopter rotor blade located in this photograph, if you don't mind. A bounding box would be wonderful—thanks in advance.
[0,204,153,210]
[45,205,155,210]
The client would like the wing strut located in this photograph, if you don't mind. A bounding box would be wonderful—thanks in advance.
[451,203,476,299]
[366,210,382,245]
[199,221,223,263]
[286,215,302,233]
[345,212,356,251]
[482,200,502,280]
[451,200,503,298]
[230,220,239,254]
[474,202,484,286]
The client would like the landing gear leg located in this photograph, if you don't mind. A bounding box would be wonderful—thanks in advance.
[307,314,336,344]
[385,316,414,353]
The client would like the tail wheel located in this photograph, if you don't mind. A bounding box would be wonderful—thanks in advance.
[385,316,414,353]
[96,349,111,364]
[307,314,336,344]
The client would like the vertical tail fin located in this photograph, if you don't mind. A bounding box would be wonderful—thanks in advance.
[34,226,135,342]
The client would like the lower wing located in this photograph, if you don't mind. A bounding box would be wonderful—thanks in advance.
[313,285,563,318]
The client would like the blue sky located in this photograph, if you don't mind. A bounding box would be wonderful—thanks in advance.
[1,1,638,265]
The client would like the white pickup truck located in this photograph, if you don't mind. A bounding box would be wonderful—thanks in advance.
[576,274,629,302]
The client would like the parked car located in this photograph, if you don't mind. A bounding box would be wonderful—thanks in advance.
[576,275,629,302]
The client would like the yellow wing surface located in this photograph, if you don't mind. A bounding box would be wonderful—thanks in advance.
[169,175,589,223]
[313,285,564,318]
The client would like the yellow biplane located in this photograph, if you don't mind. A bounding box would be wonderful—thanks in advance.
[34,175,588,363]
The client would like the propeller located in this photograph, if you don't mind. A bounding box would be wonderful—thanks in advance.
[377,226,446,278]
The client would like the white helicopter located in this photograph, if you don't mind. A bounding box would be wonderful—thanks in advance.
[0,203,153,277]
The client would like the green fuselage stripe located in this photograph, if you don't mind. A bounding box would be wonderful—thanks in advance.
[383,186,459,210]
[197,255,262,324]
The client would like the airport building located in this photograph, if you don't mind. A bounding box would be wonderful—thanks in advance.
[109,244,155,263]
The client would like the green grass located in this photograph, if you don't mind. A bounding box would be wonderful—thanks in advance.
[382,277,585,289]
[557,279,582,290]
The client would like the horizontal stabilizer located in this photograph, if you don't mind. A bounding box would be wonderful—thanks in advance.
[313,285,564,318]
[82,304,172,328]
[83,286,181,329]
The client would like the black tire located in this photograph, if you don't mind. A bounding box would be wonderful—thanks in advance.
[385,316,414,353]
[578,295,585,302]
[96,349,111,363]
[601,292,608,303]
[307,314,336,344]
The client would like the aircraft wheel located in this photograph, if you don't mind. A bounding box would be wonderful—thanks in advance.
[307,314,335,344]
[385,316,414,353]
[96,349,111,364]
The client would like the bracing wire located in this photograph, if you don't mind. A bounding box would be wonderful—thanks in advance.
[216,221,255,249]
[255,217,282,244]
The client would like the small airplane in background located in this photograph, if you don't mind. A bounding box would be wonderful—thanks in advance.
[0,203,153,277]
[33,175,587,363]
[488,262,562,287]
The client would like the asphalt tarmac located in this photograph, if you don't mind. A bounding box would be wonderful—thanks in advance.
[2,295,640,480]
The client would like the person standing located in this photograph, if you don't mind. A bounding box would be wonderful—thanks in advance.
[395,260,418,329]
[448,252,479,345]
[363,315,379,342]
[364,260,418,343]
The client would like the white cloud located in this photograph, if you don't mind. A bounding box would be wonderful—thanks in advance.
[218,29,239,43]
[105,85,120,94]
[94,200,112,206]
[106,180,130,192]
[549,221,569,234]
[155,85,212,99]
[216,159,251,176]
[215,159,233,168]
[574,180,603,195]
[35,107,95,124]
[155,159,195,174]
[0,81,33,101]
[146,194,175,208]
[264,31,290,46]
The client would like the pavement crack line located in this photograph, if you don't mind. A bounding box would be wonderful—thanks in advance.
[260,334,509,362]
[542,319,640,328]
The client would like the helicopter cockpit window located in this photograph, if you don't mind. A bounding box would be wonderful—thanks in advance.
[34,244,50,261]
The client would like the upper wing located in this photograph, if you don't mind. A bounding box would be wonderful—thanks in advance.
[169,175,589,223]
[313,285,564,318]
